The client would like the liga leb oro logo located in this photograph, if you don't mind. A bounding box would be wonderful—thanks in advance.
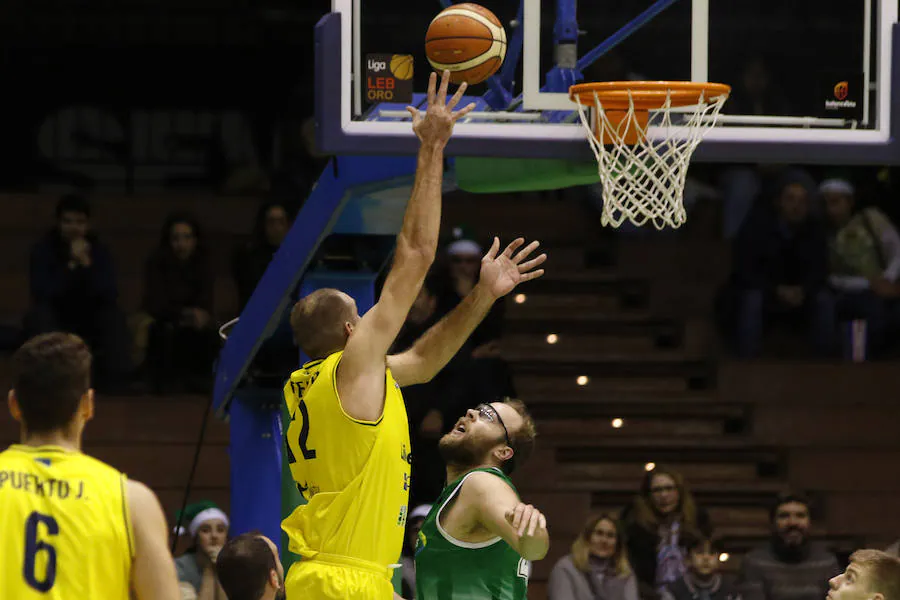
[834,81,849,101]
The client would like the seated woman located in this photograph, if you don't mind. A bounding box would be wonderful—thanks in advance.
[822,178,900,357]
[549,513,639,600]
[142,212,218,393]
[174,502,229,600]
[621,466,712,600]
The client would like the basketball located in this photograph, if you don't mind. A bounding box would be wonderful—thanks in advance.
[425,3,507,85]
[390,54,414,81]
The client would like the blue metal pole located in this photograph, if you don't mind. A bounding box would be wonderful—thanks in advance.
[576,0,682,73]
[229,388,284,545]
[484,0,525,109]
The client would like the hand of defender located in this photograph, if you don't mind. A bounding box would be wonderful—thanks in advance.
[478,237,547,300]
[505,502,547,540]
[407,70,476,147]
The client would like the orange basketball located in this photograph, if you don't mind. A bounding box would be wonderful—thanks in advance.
[425,3,507,85]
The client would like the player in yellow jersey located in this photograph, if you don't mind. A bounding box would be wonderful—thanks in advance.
[281,70,548,600]
[0,332,180,600]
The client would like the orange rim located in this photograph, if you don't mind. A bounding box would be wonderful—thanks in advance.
[569,81,731,110]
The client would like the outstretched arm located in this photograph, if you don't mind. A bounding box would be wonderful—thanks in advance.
[338,71,475,421]
[461,471,549,561]
[388,237,546,387]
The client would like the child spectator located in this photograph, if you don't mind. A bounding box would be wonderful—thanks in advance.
[549,513,639,600]
[661,536,741,600]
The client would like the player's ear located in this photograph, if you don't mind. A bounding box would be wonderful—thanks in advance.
[268,567,279,589]
[81,389,95,422]
[8,389,23,423]
[494,445,514,464]
[344,321,354,337]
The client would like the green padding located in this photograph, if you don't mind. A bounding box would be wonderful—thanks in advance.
[455,157,600,193]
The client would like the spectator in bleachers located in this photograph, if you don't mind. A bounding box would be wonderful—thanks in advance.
[232,200,293,310]
[434,230,515,400]
[718,170,836,357]
[175,501,230,600]
[661,535,741,600]
[141,212,218,393]
[24,193,131,390]
[231,199,296,378]
[215,533,285,600]
[548,513,639,600]
[739,492,840,600]
[622,466,712,600]
[822,178,900,357]
[400,504,432,599]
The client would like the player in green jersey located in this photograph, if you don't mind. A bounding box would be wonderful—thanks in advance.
[414,398,548,600]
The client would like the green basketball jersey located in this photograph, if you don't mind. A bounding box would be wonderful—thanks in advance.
[415,467,530,600]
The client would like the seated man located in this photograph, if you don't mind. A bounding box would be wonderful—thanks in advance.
[722,171,835,357]
[25,194,131,389]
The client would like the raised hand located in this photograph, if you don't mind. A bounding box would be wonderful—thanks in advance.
[478,237,547,300]
[406,70,477,147]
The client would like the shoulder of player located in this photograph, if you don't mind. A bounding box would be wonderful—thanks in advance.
[457,469,516,503]
[126,479,166,521]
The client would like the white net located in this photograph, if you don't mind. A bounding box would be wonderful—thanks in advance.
[573,88,729,230]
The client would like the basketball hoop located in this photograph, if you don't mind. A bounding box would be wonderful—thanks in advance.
[570,81,731,230]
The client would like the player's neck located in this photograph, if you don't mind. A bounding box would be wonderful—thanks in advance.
[21,428,82,452]
[445,462,492,483]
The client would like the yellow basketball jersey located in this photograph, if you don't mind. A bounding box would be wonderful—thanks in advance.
[282,350,412,567]
[0,444,134,600]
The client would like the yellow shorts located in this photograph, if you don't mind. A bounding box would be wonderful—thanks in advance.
[285,553,395,600]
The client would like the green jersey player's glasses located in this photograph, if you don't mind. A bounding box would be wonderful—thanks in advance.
[477,403,516,473]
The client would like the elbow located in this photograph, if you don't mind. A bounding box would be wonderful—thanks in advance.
[394,238,435,272]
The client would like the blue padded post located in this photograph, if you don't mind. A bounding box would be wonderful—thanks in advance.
[229,388,284,546]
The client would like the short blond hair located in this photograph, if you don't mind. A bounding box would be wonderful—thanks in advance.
[290,289,355,359]
[850,549,900,600]
[501,398,536,474]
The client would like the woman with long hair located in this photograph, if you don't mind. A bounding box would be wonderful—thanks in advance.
[548,513,639,600]
[622,466,712,599]
[141,212,217,393]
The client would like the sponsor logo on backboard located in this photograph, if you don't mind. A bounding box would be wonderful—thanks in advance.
[820,74,862,119]
[366,54,413,104]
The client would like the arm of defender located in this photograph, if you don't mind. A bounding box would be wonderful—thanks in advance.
[128,479,181,600]
[387,237,546,387]
[339,72,473,420]
[463,471,549,561]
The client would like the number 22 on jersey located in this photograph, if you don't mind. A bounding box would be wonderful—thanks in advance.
[286,382,317,463]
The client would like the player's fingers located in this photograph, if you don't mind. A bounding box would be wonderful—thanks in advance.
[520,269,545,282]
[526,509,540,537]
[518,253,547,272]
[503,237,525,258]
[484,236,500,261]
[447,81,468,110]
[406,106,419,120]
[452,102,478,121]
[438,69,451,104]
[518,505,535,536]
[539,513,547,531]
[512,240,540,264]
[427,72,437,106]
[511,503,526,530]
